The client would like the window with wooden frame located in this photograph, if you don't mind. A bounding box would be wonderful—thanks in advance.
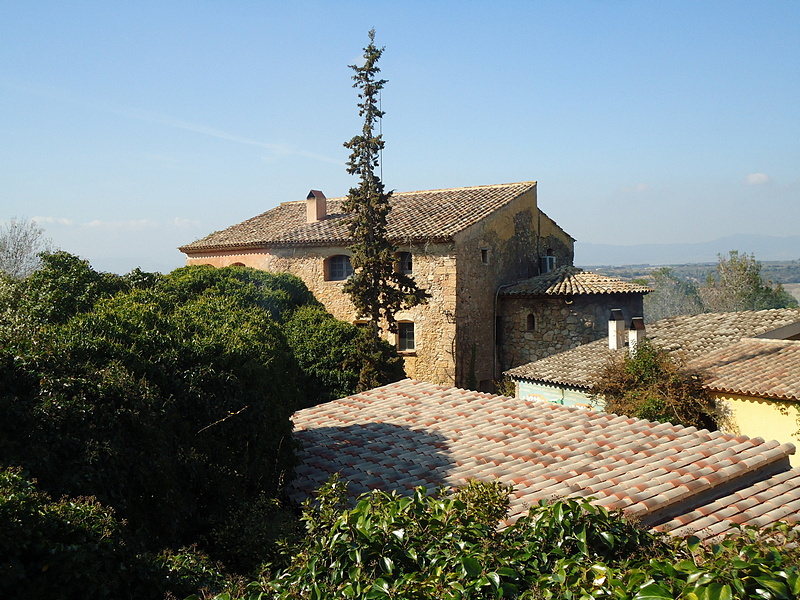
[326,255,353,281]
[397,322,415,352]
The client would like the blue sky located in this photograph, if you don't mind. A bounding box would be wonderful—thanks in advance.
[2,1,798,273]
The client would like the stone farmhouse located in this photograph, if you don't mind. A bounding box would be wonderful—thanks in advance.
[290,378,800,540]
[180,181,583,389]
[505,308,800,464]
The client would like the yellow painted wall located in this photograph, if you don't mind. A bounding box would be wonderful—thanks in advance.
[716,392,800,467]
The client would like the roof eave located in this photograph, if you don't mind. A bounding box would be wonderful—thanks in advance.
[180,234,454,254]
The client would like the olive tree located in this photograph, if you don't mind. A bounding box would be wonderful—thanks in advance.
[0,217,51,279]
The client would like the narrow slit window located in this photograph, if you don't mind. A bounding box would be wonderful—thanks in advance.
[397,252,413,274]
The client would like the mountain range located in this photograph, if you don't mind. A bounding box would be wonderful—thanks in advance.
[576,234,800,268]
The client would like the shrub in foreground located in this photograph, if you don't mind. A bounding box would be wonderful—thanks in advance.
[211,478,800,600]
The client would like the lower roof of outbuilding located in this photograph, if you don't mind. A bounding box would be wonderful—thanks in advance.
[289,379,800,540]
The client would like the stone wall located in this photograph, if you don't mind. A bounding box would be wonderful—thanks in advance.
[497,292,645,372]
[185,243,459,386]
[183,185,578,391]
[452,187,576,390]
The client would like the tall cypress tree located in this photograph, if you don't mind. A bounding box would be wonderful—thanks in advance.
[342,30,428,389]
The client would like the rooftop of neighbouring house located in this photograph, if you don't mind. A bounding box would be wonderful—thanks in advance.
[688,337,800,402]
[180,180,572,252]
[289,379,800,540]
[500,266,652,296]
[505,308,800,389]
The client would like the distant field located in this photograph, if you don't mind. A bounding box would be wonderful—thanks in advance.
[591,260,800,286]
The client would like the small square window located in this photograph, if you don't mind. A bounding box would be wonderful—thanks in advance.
[398,322,415,351]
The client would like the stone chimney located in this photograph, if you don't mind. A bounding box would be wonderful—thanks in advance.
[306,190,326,223]
[608,309,625,350]
[628,317,646,355]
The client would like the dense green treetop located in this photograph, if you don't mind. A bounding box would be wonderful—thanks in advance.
[0,255,404,588]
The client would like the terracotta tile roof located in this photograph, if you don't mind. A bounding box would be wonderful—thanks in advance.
[501,266,652,296]
[657,468,800,540]
[180,181,544,251]
[506,309,800,389]
[289,379,797,537]
[688,338,800,402]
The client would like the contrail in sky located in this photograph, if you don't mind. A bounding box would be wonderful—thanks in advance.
[2,80,343,165]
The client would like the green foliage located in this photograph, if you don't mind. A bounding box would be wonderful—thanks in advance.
[701,250,798,312]
[160,265,319,320]
[216,478,800,600]
[341,30,428,386]
[0,466,150,598]
[271,479,517,599]
[1,465,133,597]
[17,250,138,325]
[284,305,404,407]
[0,260,310,575]
[0,255,412,592]
[0,466,235,599]
[592,339,718,430]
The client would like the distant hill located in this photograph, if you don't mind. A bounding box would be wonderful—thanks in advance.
[576,234,800,267]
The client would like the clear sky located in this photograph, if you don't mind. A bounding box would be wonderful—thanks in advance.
[2,1,798,273]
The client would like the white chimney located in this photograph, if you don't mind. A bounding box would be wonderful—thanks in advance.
[628,317,646,355]
[608,309,625,350]
[306,190,326,223]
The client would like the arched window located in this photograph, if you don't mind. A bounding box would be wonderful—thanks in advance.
[326,255,353,281]
[230,262,245,267]
[397,251,413,274]
[526,313,536,331]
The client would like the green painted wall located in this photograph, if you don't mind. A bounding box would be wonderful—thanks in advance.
[516,380,597,408]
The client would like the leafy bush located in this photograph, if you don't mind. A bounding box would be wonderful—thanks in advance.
[0,466,235,599]
[284,305,405,407]
[0,466,153,599]
[592,339,718,430]
[214,478,800,600]
[0,257,407,587]
[0,260,314,573]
